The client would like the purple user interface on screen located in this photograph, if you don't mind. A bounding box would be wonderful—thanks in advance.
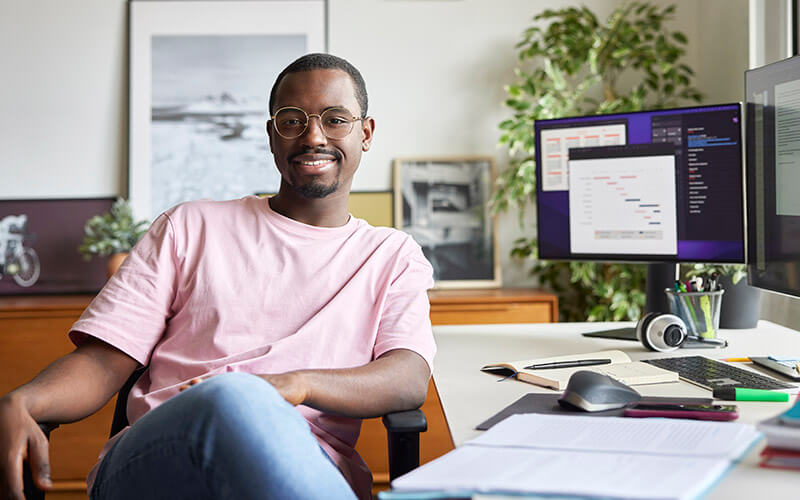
[534,104,744,263]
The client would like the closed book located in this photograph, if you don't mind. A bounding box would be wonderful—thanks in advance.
[757,414,800,451]
[481,349,678,390]
[760,446,800,470]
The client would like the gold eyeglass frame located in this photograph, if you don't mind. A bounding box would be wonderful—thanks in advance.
[270,106,365,140]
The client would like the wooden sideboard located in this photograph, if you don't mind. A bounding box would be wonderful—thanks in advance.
[0,295,109,500]
[0,288,557,498]
[428,288,558,325]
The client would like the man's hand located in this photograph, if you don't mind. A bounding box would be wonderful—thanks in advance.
[179,372,309,407]
[0,395,52,500]
[177,349,429,417]
[259,372,309,406]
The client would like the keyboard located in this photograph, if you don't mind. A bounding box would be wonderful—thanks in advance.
[643,356,795,391]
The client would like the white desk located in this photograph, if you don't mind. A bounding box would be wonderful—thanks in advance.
[432,320,800,499]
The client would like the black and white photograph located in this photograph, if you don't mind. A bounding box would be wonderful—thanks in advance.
[394,157,500,288]
[128,1,326,220]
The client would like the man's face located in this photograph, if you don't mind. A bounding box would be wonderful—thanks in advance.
[267,69,374,199]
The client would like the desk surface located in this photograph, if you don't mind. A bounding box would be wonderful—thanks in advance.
[432,320,800,499]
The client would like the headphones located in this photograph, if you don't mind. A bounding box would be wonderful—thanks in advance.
[636,312,729,351]
[636,312,688,352]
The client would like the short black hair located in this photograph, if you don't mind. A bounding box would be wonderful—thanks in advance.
[269,53,368,117]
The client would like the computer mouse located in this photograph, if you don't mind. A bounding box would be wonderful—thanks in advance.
[557,370,641,412]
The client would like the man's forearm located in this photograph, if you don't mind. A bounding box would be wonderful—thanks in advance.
[8,338,138,424]
[267,349,430,419]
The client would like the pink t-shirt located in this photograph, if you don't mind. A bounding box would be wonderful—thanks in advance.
[69,196,436,499]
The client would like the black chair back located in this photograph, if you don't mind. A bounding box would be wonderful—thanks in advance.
[109,367,145,437]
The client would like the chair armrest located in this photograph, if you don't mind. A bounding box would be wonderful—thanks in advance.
[382,409,427,433]
[381,409,426,482]
[23,424,59,500]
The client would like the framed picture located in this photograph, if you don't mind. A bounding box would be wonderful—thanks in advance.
[0,198,114,295]
[347,191,394,228]
[255,191,394,228]
[394,157,500,288]
[129,0,326,221]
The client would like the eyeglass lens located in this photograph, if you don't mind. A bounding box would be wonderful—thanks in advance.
[274,108,356,139]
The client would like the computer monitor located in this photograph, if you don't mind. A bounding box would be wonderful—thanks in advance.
[746,55,800,298]
[533,104,745,335]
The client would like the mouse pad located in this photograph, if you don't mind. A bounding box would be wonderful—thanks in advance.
[475,393,714,430]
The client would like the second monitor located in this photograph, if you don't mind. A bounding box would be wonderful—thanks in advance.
[535,103,744,264]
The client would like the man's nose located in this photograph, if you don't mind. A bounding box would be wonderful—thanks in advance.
[301,115,328,146]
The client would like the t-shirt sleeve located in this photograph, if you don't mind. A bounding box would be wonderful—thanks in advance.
[373,238,436,373]
[68,213,179,366]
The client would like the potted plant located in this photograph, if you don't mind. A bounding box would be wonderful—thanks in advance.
[492,2,702,322]
[684,263,761,329]
[79,198,149,278]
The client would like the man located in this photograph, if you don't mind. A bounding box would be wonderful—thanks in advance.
[0,53,435,500]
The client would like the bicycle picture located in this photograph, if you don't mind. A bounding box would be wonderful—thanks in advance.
[0,214,41,287]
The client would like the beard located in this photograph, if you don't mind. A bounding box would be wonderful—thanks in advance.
[294,177,340,198]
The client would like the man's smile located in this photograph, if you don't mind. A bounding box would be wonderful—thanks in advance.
[289,151,341,174]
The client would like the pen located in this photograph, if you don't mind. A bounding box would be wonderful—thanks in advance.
[699,295,715,339]
[713,387,790,402]
[722,357,751,362]
[524,358,612,370]
[796,362,800,374]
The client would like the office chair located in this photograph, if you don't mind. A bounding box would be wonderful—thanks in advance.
[23,368,427,499]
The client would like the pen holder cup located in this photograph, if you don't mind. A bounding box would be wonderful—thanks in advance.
[664,289,724,340]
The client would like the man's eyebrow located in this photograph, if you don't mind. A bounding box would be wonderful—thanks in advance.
[322,105,354,113]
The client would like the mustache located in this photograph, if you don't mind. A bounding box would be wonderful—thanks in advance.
[288,147,342,163]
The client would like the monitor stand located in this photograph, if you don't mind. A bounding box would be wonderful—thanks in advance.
[582,263,677,341]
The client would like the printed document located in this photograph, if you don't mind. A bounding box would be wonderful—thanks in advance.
[389,414,760,500]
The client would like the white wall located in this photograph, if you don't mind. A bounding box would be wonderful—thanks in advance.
[1,0,767,292]
[0,0,128,198]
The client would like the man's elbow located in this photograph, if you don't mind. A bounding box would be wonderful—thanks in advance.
[404,371,430,410]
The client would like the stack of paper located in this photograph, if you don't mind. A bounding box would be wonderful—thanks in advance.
[385,414,760,500]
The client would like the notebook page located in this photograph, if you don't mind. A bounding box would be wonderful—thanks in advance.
[391,445,728,500]
[469,413,759,459]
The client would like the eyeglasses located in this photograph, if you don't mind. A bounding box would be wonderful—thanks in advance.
[271,106,364,140]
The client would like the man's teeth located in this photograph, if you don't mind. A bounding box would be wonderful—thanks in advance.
[301,159,332,166]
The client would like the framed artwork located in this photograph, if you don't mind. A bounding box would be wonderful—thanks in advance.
[393,157,501,288]
[347,191,394,227]
[0,198,115,295]
[255,191,394,227]
[129,0,326,221]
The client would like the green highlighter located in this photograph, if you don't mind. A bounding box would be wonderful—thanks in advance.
[713,387,790,402]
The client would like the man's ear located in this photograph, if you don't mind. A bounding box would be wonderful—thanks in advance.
[361,117,375,152]
[266,120,276,154]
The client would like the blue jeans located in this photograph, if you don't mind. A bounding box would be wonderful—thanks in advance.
[90,372,357,500]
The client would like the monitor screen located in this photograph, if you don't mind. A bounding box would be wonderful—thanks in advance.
[534,104,744,263]
[746,55,800,298]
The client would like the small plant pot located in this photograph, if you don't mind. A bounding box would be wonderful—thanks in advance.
[107,253,128,279]
[719,275,761,329]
